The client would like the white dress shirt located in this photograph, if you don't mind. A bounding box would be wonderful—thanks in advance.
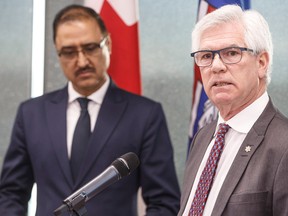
[183,92,269,216]
[66,75,110,158]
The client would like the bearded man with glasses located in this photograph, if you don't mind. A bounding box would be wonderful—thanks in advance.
[179,4,288,216]
[0,4,180,216]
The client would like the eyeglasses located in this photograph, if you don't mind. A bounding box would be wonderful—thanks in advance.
[58,36,108,61]
[190,47,254,67]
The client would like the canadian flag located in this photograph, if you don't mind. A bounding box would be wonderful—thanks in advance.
[84,0,141,95]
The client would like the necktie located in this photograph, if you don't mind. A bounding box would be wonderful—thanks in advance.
[70,97,91,181]
[189,123,230,216]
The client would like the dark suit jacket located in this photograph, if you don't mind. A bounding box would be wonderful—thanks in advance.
[178,99,288,216]
[0,82,180,216]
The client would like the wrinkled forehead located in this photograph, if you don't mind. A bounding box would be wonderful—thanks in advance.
[55,19,104,50]
[199,22,245,50]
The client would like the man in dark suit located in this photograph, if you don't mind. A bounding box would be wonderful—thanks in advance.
[179,5,288,216]
[0,4,180,216]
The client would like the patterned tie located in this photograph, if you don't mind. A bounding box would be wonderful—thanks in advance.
[189,123,230,216]
[70,97,91,181]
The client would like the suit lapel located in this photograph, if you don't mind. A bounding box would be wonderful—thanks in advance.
[179,122,216,215]
[212,100,276,215]
[75,83,127,186]
[45,87,74,188]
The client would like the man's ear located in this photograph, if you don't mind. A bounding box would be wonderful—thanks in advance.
[106,34,112,54]
[257,51,269,79]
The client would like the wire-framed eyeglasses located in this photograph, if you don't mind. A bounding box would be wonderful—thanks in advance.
[190,47,254,67]
[58,36,108,61]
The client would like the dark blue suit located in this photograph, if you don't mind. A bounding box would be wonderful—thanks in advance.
[0,82,180,215]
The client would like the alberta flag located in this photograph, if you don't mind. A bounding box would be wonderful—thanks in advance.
[188,0,251,150]
[84,0,141,95]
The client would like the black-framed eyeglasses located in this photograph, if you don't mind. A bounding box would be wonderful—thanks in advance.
[58,36,108,61]
[190,47,254,67]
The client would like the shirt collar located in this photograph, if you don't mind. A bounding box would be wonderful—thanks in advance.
[68,74,110,105]
[217,91,269,133]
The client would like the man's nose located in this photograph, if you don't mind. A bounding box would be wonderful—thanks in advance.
[77,51,89,67]
[210,53,226,72]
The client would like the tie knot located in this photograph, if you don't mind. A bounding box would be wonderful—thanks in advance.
[77,97,90,111]
[217,123,230,135]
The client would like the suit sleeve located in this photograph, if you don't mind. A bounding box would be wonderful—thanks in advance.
[139,102,181,216]
[273,147,288,215]
[0,103,34,215]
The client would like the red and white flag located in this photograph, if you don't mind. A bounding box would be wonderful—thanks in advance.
[84,0,141,95]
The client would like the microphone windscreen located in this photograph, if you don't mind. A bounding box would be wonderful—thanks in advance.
[112,152,140,177]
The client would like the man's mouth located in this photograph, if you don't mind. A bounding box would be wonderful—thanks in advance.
[213,82,230,87]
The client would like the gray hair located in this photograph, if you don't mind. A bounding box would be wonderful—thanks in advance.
[192,5,273,84]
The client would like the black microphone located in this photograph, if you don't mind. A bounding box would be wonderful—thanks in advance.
[54,152,140,216]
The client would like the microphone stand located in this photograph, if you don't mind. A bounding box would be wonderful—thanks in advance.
[54,166,120,216]
[54,152,140,216]
[54,192,87,216]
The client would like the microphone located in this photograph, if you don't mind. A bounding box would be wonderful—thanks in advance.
[54,152,140,216]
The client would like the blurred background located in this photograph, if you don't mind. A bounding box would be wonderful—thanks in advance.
[1,0,288,214]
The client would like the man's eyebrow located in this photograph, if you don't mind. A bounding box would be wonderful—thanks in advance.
[199,44,241,50]
[59,45,77,50]
[60,43,97,49]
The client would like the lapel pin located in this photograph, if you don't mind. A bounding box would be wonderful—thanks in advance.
[245,145,252,153]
